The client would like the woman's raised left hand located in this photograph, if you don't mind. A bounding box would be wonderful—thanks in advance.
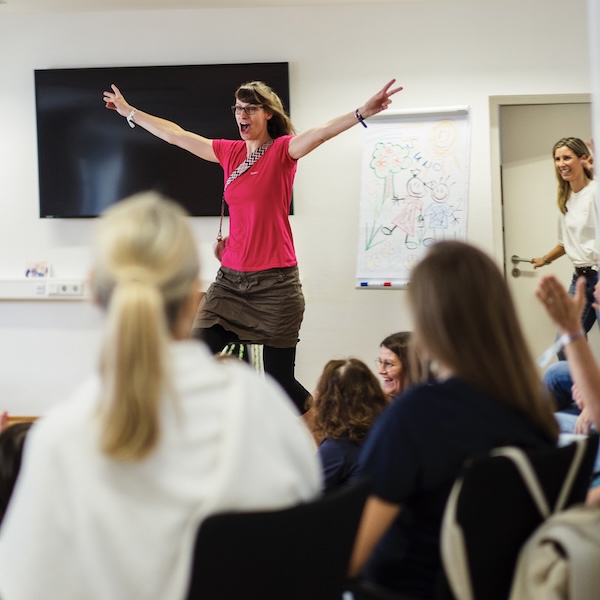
[536,274,584,334]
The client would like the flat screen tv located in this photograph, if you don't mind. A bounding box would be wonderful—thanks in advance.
[34,62,290,218]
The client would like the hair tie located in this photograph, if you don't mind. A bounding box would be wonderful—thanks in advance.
[116,266,152,285]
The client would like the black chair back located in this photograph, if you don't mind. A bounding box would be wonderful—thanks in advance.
[186,477,372,600]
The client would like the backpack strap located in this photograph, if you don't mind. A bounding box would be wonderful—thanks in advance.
[493,438,587,516]
[554,438,586,512]
[491,447,551,519]
[440,477,476,600]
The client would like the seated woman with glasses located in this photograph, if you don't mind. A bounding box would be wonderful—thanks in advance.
[311,358,389,493]
[104,79,402,416]
[349,241,558,600]
[376,331,419,399]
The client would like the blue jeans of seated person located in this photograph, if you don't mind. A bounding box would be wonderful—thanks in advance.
[557,271,599,360]
[543,361,577,411]
[546,360,600,479]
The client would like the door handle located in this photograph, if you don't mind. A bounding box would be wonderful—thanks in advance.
[510,254,535,278]
[511,254,532,265]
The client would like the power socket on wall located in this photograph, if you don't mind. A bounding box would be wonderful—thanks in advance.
[0,280,89,301]
[47,282,83,297]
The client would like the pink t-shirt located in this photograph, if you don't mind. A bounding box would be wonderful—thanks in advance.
[213,135,298,272]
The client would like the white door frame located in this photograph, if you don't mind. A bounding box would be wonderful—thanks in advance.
[489,93,592,271]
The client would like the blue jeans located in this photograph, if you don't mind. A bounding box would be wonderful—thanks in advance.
[543,361,576,411]
[557,271,599,360]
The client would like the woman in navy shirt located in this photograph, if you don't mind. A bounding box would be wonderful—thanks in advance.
[312,358,389,492]
[349,241,559,600]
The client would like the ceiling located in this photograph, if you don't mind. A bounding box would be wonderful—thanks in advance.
[0,0,442,14]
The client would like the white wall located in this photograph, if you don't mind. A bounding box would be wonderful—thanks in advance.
[0,0,592,414]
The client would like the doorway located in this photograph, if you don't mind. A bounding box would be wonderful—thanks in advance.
[490,94,597,365]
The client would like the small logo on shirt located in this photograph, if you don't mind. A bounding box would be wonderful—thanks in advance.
[250,170,259,175]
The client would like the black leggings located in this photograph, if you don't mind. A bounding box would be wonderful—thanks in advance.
[195,324,311,414]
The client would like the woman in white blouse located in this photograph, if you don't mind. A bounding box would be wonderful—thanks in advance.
[532,137,596,357]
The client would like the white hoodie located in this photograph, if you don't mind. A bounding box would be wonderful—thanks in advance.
[0,340,321,600]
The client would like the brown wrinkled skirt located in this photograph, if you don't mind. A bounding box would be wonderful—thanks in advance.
[193,266,305,348]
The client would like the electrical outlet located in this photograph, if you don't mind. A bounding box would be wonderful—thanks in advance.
[47,281,84,297]
[58,283,82,296]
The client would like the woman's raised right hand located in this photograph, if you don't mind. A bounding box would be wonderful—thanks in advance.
[103,84,133,118]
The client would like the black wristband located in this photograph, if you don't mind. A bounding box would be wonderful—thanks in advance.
[355,108,367,128]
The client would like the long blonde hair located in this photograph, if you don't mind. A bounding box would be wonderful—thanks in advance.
[92,192,199,461]
[553,137,593,214]
[408,241,558,442]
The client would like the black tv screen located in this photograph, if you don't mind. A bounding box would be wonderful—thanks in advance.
[34,62,290,218]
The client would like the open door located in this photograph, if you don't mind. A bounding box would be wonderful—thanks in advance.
[496,98,597,364]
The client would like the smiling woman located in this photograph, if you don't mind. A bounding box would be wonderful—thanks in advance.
[531,137,597,360]
[376,331,418,398]
[103,77,403,414]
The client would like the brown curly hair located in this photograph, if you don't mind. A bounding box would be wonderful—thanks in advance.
[312,358,389,444]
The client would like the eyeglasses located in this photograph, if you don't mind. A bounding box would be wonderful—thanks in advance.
[231,105,263,116]
[375,358,400,371]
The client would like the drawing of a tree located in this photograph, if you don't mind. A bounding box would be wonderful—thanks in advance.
[365,142,411,250]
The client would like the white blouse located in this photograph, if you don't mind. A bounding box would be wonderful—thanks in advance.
[559,179,598,267]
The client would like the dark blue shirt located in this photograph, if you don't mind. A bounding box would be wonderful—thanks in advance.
[358,378,553,599]
[318,437,362,492]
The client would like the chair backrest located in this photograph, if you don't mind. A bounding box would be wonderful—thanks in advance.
[185,477,372,600]
[440,434,599,600]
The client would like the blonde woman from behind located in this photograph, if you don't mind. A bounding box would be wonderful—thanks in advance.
[0,192,321,600]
